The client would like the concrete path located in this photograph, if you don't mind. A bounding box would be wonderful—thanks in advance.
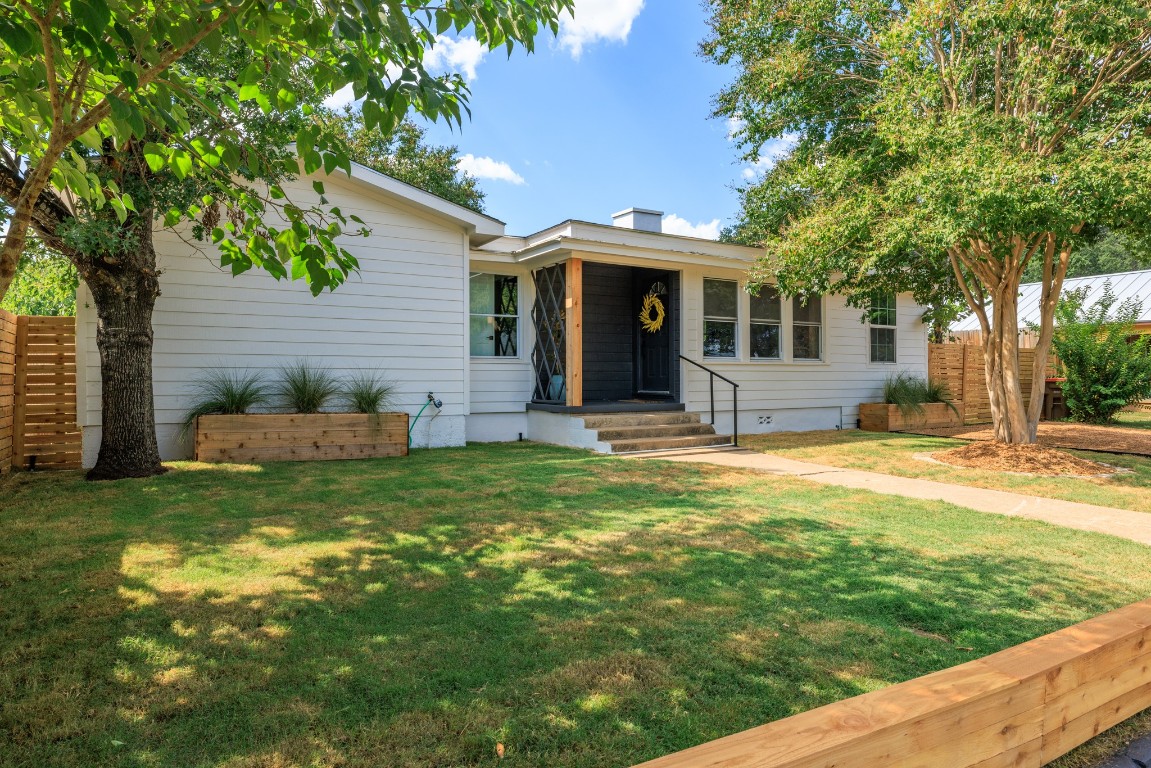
[629,447,1151,546]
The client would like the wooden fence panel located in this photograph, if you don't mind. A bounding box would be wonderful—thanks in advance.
[929,344,1049,425]
[0,309,15,474]
[11,316,80,470]
[633,598,1151,768]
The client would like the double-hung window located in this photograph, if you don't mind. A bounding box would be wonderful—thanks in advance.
[868,292,897,363]
[750,286,782,359]
[792,296,823,360]
[703,278,738,358]
[469,273,519,357]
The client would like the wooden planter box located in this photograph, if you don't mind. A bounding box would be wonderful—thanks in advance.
[859,402,961,432]
[195,413,409,464]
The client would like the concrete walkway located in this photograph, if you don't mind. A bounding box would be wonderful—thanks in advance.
[629,447,1151,546]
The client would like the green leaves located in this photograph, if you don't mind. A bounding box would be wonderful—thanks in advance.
[0,17,37,55]
[1,0,574,300]
[709,0,1151,302]
[71,0,112,37]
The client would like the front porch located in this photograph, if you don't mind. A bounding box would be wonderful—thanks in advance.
[529,259,681,409]
[524,259,732,452]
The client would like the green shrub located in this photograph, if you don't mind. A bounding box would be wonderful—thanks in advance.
[180,369,270,438]
[341,370,398,414]
[882,371,956,417]
[1051,282,1151,423]
[275,359,340,414]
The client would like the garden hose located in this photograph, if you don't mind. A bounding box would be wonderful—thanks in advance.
[409,392,442,447]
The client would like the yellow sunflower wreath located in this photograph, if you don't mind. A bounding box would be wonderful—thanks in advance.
[639,292,666,333]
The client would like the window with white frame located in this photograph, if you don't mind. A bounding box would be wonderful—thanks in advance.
[469,273,519,357]
[868,292,897,363]
[749,285,782,359]
[792,295,822,360]
[703,278,738,357]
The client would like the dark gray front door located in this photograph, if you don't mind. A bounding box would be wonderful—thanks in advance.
[636,272,672,395]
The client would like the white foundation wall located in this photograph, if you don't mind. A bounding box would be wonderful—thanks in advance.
[77,174,471,466]
[675,265,929,435]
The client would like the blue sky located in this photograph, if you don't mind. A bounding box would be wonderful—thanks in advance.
[334,3,762,238]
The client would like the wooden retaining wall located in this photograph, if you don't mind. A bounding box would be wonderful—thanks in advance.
[9,315,80,471]
[0,309,15,474]
[635,597,1151,768]
[928,343,1046,425]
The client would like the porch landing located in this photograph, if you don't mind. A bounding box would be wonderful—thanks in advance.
[527,400,685,415]
[527,408,733,454]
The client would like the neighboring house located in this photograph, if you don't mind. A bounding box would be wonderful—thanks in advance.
[76,165,931,466]
[951,269,1151,345]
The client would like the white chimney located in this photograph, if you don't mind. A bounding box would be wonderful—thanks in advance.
[612,208,663,233]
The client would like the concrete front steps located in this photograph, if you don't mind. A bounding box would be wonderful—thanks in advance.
[581,411,733,454]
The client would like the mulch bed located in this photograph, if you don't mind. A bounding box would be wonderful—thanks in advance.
[918,421,1151,457]
[932,441,1115,477]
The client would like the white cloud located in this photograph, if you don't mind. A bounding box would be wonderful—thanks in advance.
[322,62,404,109]
[457,154,526,185]
[726,115,746,141]
[424,35,487,81]
[323,84,357,110]
[662,214,721,240]
[559,0,645,59]
[740,134,799,180]
[322,36,484,110]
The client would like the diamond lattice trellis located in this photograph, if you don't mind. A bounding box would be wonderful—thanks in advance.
[532,264,567,403]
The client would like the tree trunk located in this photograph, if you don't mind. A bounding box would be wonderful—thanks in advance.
[982,287,1034,443]
[81,229,166,481]
[959,233,1072,445]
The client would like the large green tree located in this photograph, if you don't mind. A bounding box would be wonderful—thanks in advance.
[1,0,571,479]
[706,0,1151,444]
[0,239,77,316]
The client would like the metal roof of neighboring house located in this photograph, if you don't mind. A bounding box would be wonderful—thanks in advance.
[952,269,1151,331]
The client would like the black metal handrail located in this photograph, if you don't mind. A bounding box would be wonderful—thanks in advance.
[678,355,739,447]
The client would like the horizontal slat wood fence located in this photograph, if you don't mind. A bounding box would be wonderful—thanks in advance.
[634,597,1151,768]
[8,315,80,471]
[928,343,1050,425]
[0,309,15,474]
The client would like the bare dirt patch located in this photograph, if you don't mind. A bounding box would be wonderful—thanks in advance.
[919,421,1151,456]
[932,442,1115,477]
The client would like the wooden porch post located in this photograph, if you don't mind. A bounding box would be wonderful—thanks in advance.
[565,258,583,407]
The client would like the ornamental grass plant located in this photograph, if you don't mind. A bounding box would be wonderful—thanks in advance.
[180,369,270,438]
[341,369,398,414]
[274,359,341,414]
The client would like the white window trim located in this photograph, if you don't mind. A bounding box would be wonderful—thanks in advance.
[748,284,784,362]
[703,277,740,360]
[867,293,898,365]
[791,295,825,363]
[469,272,522,360]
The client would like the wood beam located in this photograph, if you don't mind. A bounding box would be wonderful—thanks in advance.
[565,258,583,407]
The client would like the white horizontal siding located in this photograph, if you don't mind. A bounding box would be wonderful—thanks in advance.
[78,173,469,464]
[679,266,928,432]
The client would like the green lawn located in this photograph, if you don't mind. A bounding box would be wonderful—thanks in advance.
[744,429,1151,514]
[3,443,1151,767]
[1116,409,1151,430]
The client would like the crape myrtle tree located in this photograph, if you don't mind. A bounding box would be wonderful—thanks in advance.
[0,0,571,479]
[705,0,1151,444]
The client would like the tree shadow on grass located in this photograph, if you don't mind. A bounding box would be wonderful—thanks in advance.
[1,443,1148,768]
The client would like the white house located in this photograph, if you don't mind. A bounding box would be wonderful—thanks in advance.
[76,164,931,466]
